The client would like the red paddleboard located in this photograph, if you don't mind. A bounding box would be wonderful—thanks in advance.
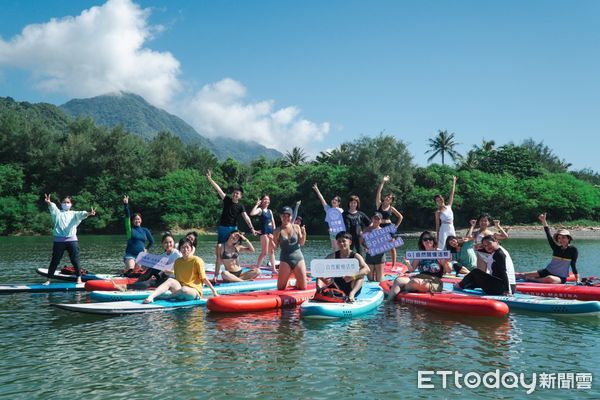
[207,284,316,313]
[380,281,508,317]
[84,278,138,291]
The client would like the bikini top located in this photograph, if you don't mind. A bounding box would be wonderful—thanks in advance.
[222,246,239,260]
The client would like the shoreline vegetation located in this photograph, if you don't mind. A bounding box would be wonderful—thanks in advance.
[1,98,600,237]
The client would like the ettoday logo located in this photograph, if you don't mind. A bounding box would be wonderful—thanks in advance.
[418,370,593,394]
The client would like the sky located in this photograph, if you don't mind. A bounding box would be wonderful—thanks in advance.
[0,0,599,171]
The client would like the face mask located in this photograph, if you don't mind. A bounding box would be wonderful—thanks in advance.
[61,203,72,211]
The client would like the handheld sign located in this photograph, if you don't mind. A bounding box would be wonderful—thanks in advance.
[325,207,345,235]
[363,224,404,255]
[135,252,175,272]
[405,250,451,260]
[310,258,359,278]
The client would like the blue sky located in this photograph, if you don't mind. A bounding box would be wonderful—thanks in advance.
[1,0,599,171]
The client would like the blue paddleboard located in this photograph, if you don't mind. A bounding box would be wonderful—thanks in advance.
[53,298,208,315]
[300,282,384,319]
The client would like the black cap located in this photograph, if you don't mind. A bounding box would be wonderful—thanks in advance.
[281,206,293,215]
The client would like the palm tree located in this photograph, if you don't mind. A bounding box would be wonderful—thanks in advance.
[425,130,461,165]
[284,147,307,167]
[473,139,496,152]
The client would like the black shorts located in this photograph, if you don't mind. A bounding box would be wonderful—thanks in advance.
[537,268,567,284]
[230,269,243,278]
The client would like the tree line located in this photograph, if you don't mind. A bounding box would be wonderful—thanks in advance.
[1,99,599,235]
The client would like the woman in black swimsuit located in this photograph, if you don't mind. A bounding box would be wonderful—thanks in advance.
[213,230,257,283]
[375,175,404,269]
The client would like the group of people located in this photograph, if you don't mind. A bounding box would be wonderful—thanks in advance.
[41,172,580,303]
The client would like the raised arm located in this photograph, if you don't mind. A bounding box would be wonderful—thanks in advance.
[296,224,306,247]
[447,176,458,206]
[539,213,558,251]
[375,176,389,208]
[123,196,132,239]
[312,183,328,209]
[206,169,226,200]
[249,199,262,217]
[493,220,509,240]
[466,219,477,239]
[238,233,255,253]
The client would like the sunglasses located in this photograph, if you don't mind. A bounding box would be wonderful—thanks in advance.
[422,238,434,242]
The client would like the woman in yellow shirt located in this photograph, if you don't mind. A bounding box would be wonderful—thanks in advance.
[143,238,218,303]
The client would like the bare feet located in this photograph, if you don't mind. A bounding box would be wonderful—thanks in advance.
[76,278,83,284]
[42,280,51,286]
[142,298,153,304]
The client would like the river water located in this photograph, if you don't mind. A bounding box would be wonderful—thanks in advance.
[0,235,598,399]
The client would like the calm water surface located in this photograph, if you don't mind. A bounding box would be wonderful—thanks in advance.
[0,235,599,399]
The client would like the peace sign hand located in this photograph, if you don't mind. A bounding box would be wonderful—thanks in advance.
[44,193,52,204]
[123,195,129,204]
[89,207,97,216]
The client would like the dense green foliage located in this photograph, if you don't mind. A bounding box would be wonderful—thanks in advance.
[1,96,599,235]
[60,92,282,162]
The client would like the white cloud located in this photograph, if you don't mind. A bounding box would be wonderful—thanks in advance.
[181,78,330,151]
[0,0,180,107]
[0,0,330,150]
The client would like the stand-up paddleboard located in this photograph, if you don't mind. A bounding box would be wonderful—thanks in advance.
[380,281,509,317]
[0,282,85,294]
[35,268,119,282]
[54,298,207,315]
[443,275,600,301]
[84,278,139,291]
[453,287,600,315]
[383,262,409,275]
[90,279,280,302]
[207,285,316,313]
[300,282,384,319]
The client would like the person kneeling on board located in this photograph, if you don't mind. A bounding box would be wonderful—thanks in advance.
[316,231,371,303]
[454,235,516,295]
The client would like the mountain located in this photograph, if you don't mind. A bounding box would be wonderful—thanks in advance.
[60,92,282,162]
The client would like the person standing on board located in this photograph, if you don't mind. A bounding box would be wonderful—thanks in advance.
[342,195,371,255]
[206,169,257,261]
[249,194,277,272]
[43,194,96,285]
[515,213,579,284]
[122,195,154,276]
[312,183,344,251]
[375,175,404,269]
[435,176,458,250]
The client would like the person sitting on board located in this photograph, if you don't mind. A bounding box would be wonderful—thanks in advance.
[129,232,181,290]
[375,175,404,269]
[206,169,257,269]
[143,238,218,303]
[454,235,516,295]
[317,231,371,302]
[43,193,96,285]
[515,213,580,284]
[213,230,259,283]
[182,231,198,248]
[361,212,387,282]
[472,213,509,271]
[274,206,307,290]
[386,231,450,301]
[249,194,277,272]
[444,219,477,275]
[312,183,344,252]
[121,195,155,277]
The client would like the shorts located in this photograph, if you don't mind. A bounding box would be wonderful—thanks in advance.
[123,254,136,261]
[411,273,443,292]
[365,252,386,265]
[218,225,239,244]
[537,268,567,284]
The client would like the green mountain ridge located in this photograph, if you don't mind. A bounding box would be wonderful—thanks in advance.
[60,92,282,162]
